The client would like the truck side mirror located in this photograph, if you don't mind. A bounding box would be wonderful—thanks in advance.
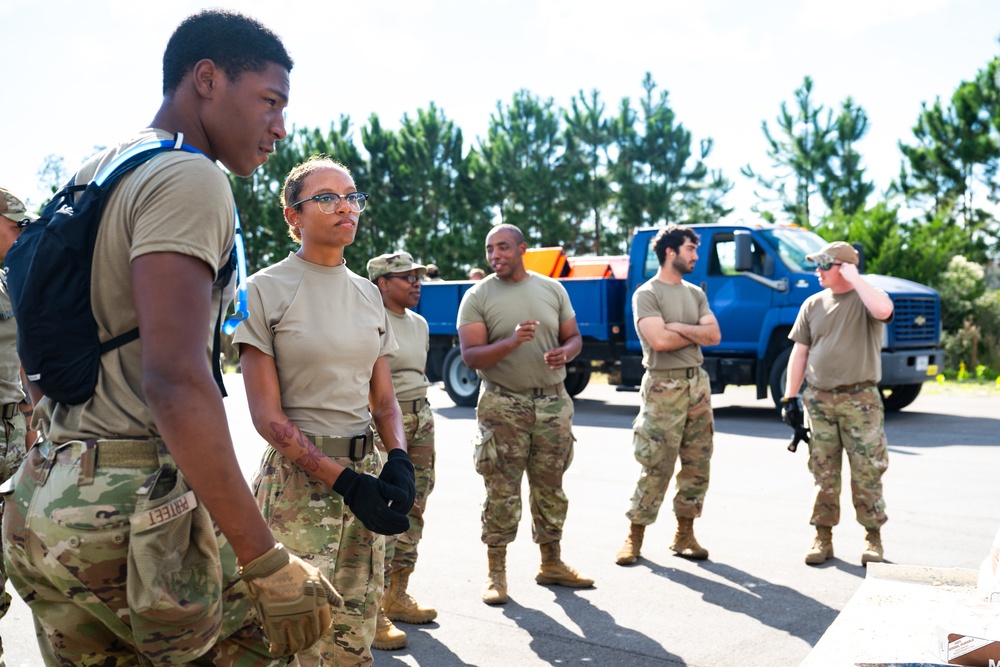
[734,231,754,272]
[851,242,866,274]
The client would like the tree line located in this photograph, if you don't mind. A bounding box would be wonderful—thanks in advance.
[31,53,1000,369]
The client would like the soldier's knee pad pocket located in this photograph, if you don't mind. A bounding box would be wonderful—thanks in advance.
[127,468,223,664]
[473,427,498,475]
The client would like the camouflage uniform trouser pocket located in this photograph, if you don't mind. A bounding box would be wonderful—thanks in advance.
[127,467,223,664]
[473,426,497,476]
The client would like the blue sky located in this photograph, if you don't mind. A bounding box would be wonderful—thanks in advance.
[3,0,999,224]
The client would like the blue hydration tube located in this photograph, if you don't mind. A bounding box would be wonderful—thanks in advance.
[222,209,249,335]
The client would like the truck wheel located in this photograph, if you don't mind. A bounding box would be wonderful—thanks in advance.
[563,364,592,397]
[768,347,792,410]
[879,383,922,411]
[442,347,480,407]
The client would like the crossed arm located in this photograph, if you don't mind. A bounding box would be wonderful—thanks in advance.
[637,313,721,352]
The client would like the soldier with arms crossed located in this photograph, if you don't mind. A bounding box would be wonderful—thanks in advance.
[616,224,721,566]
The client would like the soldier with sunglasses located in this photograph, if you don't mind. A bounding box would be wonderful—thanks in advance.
[783,241,895,567]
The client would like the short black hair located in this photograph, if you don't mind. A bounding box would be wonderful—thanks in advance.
[162,10,293,95]
[652,224,700,266]
[487,223,525,245]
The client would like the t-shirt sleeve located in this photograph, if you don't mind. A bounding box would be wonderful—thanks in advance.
[379,307,399,357]
[697,288,712,320]
[129,155,233,276]
[557,282,575,323]
[457,287,483,328]
[633,286,661,323]
[232,280,274,357]
[789,301,812,346]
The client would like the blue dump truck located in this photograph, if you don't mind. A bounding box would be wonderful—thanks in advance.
[415,222,944,410]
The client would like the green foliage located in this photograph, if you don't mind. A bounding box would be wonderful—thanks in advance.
[743,76,837,228]
[225,74,734,280]
[936,255,986,331]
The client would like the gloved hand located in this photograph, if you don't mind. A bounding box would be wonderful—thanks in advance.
[781,397,804,430]
[333,468,410,535]
[240,543,342,656]
[379,448,416,516]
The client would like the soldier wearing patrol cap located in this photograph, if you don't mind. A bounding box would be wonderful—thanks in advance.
[783,241,895,566]
[366,251,437,651]
[0,187,37,665]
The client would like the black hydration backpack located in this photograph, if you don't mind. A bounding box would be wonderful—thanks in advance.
[5,133,245,404]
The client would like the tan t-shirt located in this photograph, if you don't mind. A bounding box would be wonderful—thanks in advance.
[0,276,25,405]
[789,287,892,390]
[233,254,397,436]
[457,272,575,392]
[386,309,429,402]
[41,129,235,442]
[633,278,712,370]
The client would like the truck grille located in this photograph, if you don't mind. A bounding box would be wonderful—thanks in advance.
[891,297,938,345]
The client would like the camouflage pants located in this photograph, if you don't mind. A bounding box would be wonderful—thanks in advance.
[474,383,575,547]
[802,385,889,529]
[2,439,284,667]
[375,401,435,576]
[254,445,383,667]
[0,410,26,662]
[626,370,714,525]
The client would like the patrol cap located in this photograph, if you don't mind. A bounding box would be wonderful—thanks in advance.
[806,241,859,266]
[0,187,37,224]
[367,251,427,282]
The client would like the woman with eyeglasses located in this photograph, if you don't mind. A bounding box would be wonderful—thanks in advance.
[233,156,416,666]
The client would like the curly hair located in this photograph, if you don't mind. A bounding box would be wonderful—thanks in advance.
[162,9,293,95]
[281,156,352,242]
[652,224,700,267]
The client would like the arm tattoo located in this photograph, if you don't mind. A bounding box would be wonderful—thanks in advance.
[269,419,325,473]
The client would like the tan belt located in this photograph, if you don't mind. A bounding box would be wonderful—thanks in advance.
[648,367,701,380]
[1,402,20,420]
[398,397,428,414]
[54,438,161,469]
[483,380,563,397]
[821,381,877,393]
[304,429,373,461]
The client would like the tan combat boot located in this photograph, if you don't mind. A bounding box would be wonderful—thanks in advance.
[483,546,508,605]
[615,523,646,566]
[373,609,407,651]
[535,542,594,587]
[670,516,709,560]
[805,526,834,565]
[861,527,884,566]
[383,569,437,624]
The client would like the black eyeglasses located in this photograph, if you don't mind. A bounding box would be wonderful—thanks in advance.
[290,192,369,213]
[816,261,843,271]
[387,274,420,284]
[17,218,31,229]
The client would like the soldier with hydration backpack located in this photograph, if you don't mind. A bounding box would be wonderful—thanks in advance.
[1,11,340,665]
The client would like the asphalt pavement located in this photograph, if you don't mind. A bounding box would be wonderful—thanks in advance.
[1,378,998,666]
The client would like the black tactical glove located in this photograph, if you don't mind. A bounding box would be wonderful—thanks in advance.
[781,397,804,431]
[332,468,410,535]
[378,449,416,516]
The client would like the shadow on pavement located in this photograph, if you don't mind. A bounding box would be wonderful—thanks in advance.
[646,560,839,648]
[379,623,477,667]
[502,594,685,666]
